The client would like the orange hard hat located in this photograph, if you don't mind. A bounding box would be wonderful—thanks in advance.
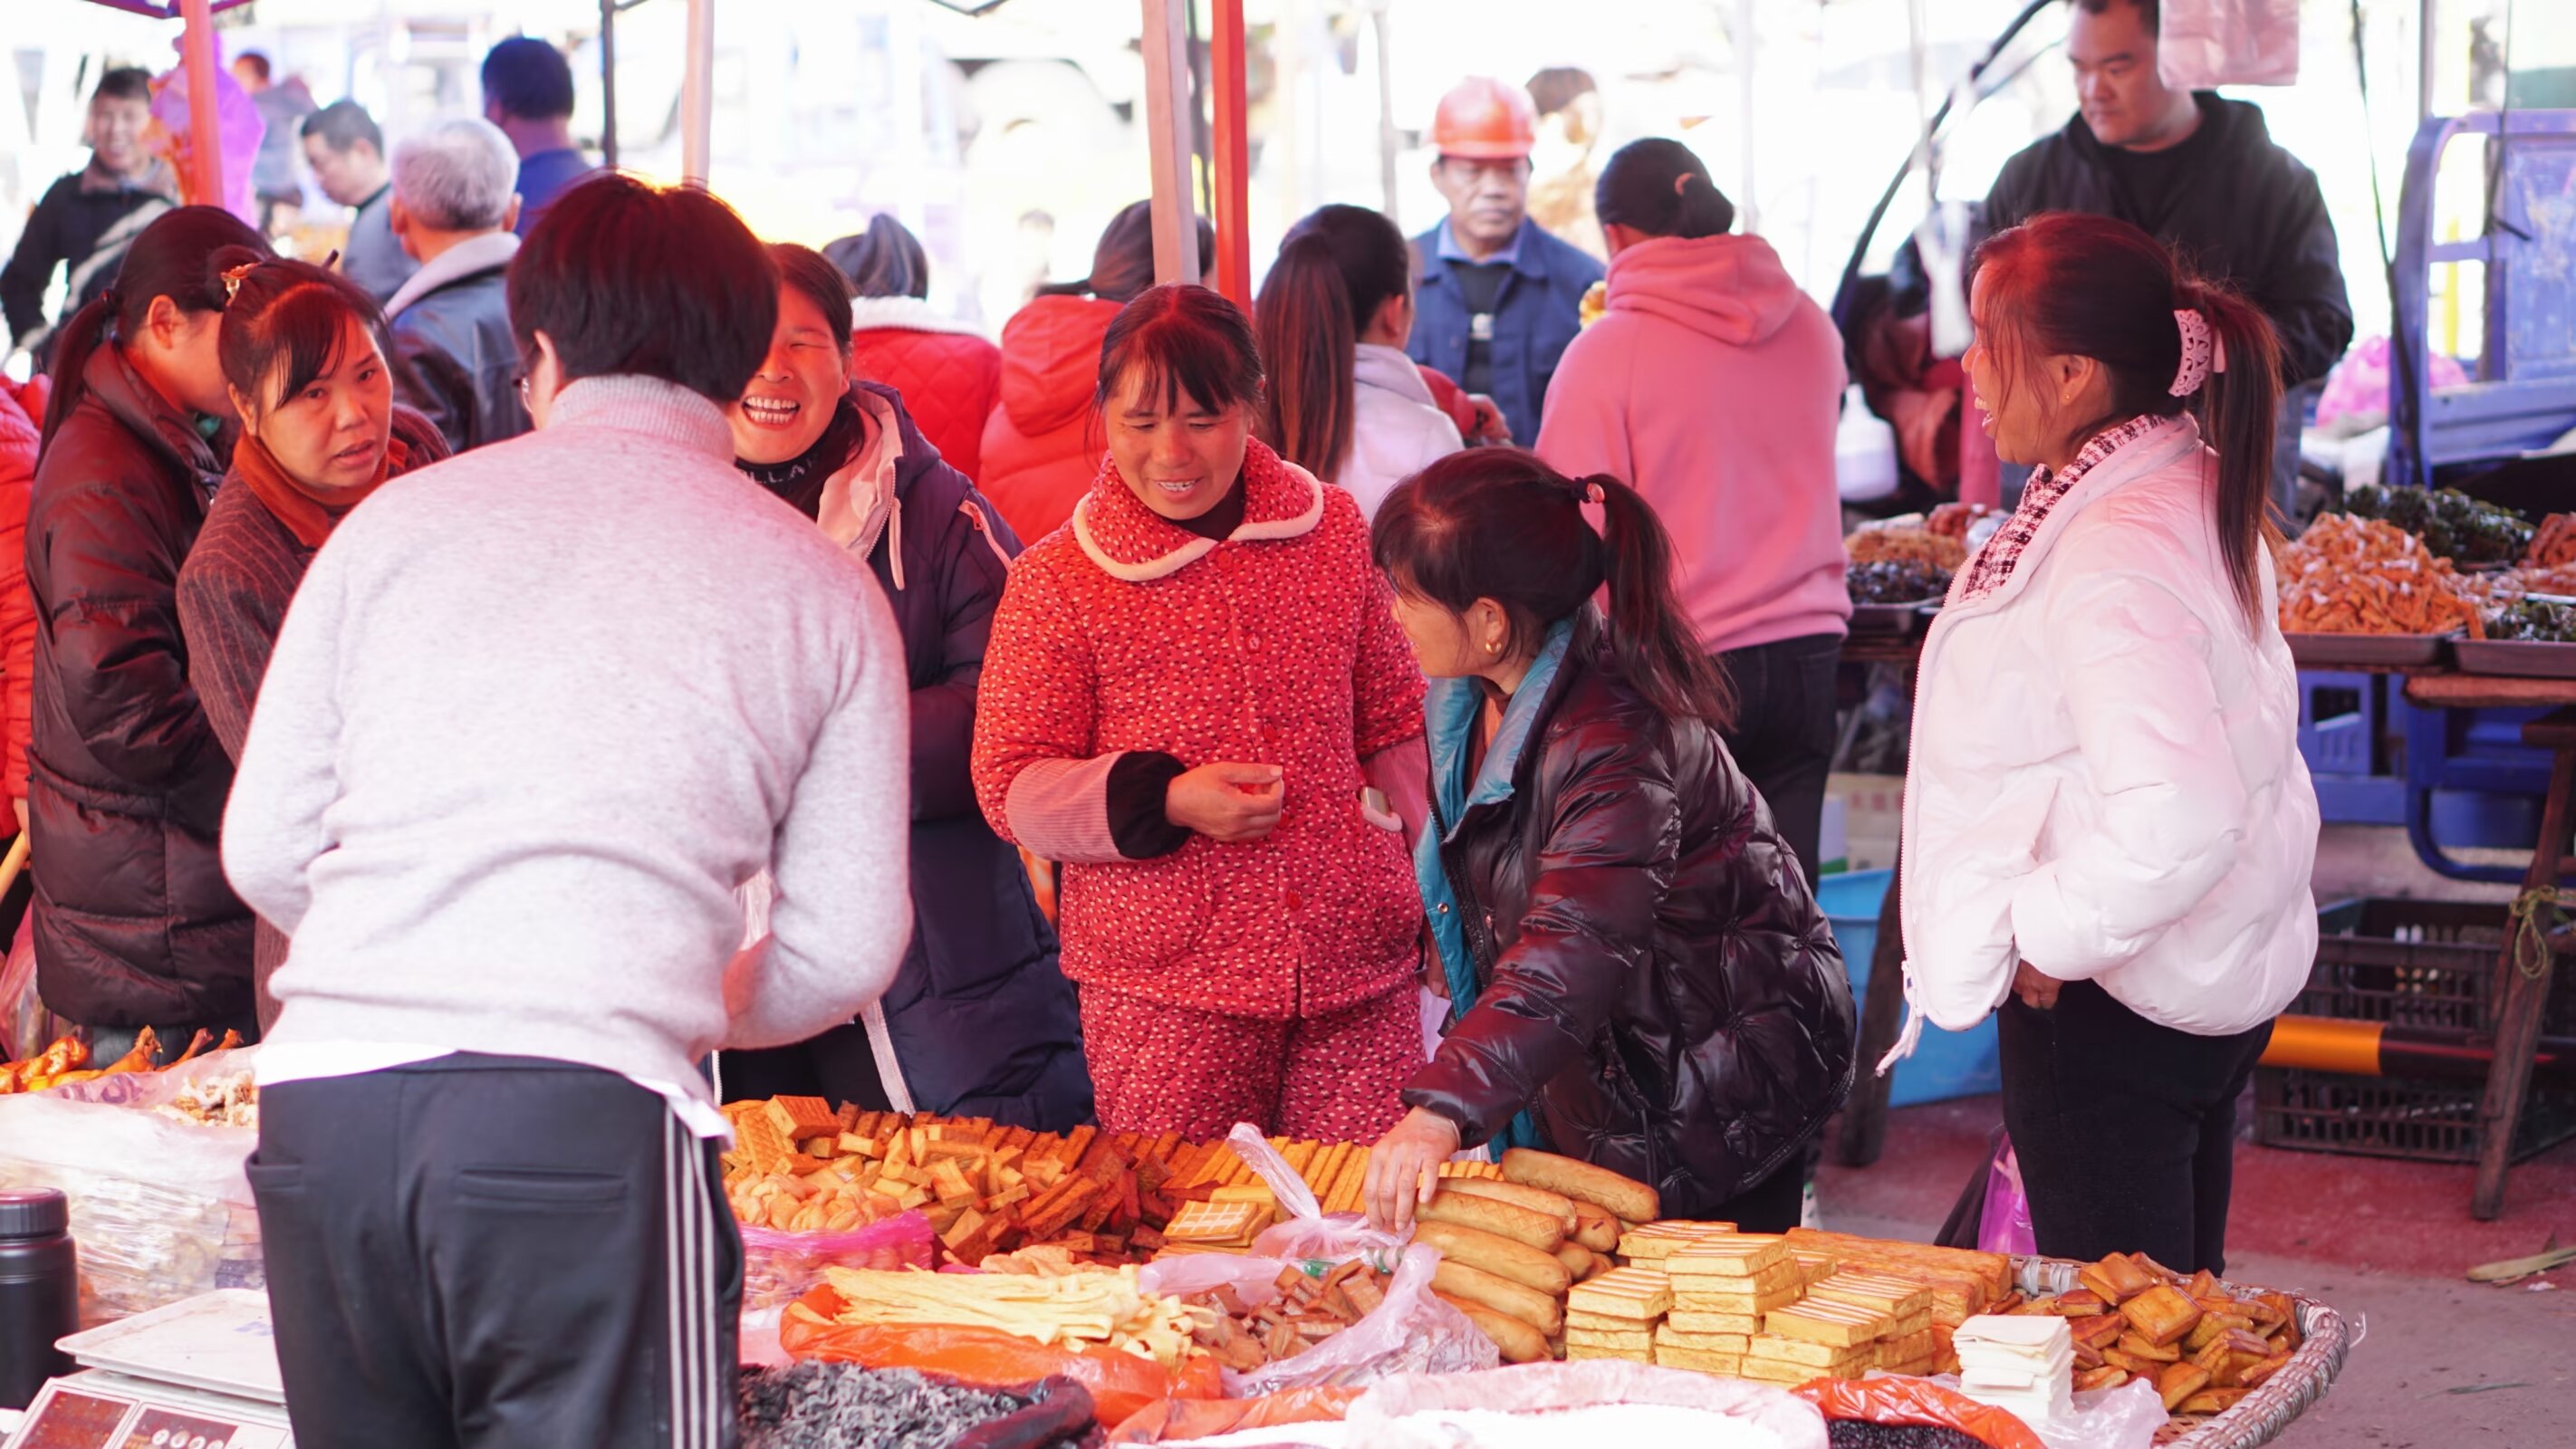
[1431,77,1537,160]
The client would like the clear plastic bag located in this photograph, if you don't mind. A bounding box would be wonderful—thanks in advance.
[738,1209,937,1311]
[1223,1244,1498,1397]
[1224,1123,1406,1270]
[2158,0,2300,89]
[0,1060,261,1324]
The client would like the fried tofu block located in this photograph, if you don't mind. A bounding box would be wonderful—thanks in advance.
[2119,1331,2182,1364]
[2178,1387,2252,1416]
[2158,1362,2212,1413]
[2119,1283,2203,1348]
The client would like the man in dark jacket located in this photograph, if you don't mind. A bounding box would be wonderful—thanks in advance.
[1406,77,1603,447]
[1,68,174,363]
[302,101,418,304]
[387,118,530,453]
[1985,0,2350,505]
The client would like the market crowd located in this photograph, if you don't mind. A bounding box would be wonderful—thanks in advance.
[0,2,2342,1441]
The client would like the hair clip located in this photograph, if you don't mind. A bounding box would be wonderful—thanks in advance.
[220,262,258,306]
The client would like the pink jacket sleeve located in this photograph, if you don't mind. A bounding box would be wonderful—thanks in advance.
[969,555,1129,863]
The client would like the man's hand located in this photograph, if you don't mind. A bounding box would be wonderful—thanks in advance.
[1364,1107,1462,1232]
[1165,763,1284,843]
[2013,959,2062,1010]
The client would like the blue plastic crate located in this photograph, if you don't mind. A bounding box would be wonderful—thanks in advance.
[1815,868,2003,1108]
[2299,671,2405,826]
[2297,671,2379,777]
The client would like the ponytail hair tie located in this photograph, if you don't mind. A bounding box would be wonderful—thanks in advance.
[1673,172,1694,197]
[2170,307,2225,396]
[1575,475,1608,506]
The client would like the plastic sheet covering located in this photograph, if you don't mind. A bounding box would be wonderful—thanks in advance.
[149,62,267,224]
[1107,1387,1363,1443]
[1796,1376,2050,1449]
[777,1285,1224,1427]
[738,1210,937,1311]
[0,1047,264,1324]
[2158,0,2300,89]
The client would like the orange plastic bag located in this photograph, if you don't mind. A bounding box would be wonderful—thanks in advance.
[1793,1377,2048,1449]
[1107,1386,1363,1443]
[777,1287,1221,1426]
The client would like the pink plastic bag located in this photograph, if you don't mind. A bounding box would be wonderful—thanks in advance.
[2314,335,2473,430]
[1977,1135,2037,1256]
[1143,1244,1498,1396]
[736,1209,936,1310]
[2158,0,2301,89]
[1223,1122,1407,1269]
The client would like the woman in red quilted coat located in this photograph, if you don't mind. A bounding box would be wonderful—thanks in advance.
[971,283,1430,1139]
[0,375,43,839]
[827,216,1001,483]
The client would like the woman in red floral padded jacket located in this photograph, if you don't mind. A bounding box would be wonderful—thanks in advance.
[971,283,1430,1139]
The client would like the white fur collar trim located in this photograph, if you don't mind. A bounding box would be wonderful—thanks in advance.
[1072,459,1329,583]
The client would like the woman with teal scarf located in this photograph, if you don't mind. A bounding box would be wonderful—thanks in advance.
[1361,449,1855,1233]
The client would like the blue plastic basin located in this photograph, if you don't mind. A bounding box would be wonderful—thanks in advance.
[1815,868,2004,1108]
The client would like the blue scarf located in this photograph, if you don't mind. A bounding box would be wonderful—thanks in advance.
[1413,618,1576,1155]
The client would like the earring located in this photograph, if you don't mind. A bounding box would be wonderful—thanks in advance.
[1486,640,1501,654]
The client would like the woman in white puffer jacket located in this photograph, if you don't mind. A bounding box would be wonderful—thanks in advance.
[1254,204,1462,519]
[1894,214,2319,1275]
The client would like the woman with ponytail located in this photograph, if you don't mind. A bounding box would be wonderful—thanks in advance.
[24,206,267,1050]
[1362,448,1854,1232]
[176,254,448,1028]
[1533,139,1850,888]
[1896,212,2318,1273]
[1254,205,1460,517]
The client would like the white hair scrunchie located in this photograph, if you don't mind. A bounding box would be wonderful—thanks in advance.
[2170,307,2226,397]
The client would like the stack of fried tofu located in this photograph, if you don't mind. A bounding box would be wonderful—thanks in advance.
[1657,1236,1802,1378]
[1562,1265,1675,1365]
[1807,1271,1942,1374]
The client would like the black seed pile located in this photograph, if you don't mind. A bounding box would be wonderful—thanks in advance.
[1826,1421,1996,1449]
[738,1362,1033,1449]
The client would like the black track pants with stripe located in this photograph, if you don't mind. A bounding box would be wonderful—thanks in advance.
[250,1054,741,1449]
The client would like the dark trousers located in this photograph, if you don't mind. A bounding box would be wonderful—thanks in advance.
[1716,632,1843,890]
[719,1022,890,1112]
[251,1055,741,1449]
[1997,980,2273,1274]
[1708,1153,1809,1233]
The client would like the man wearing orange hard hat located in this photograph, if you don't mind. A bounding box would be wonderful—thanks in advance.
[1405,76,1604,447]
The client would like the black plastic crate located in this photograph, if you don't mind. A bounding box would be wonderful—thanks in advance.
[2254,1069,2576,1164]
[2255,897,2576,1163]
[2301,897,2576,1034]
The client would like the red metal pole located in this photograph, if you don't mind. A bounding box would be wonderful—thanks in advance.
[178,0,225,209]
[1210,0,1252,309]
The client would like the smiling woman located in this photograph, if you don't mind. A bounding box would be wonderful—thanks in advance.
[970,283,1433,1142]
[176,252,448,1026]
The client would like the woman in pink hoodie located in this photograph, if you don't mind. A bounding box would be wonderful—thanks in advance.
[1534,139,1849,886]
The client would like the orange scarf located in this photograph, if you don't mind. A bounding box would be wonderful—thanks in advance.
[232,426,410,549]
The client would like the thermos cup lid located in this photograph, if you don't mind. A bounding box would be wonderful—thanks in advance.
[0,1187,69,1239]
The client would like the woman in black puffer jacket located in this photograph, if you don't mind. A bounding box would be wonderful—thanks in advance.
[1363,448,1855,1231]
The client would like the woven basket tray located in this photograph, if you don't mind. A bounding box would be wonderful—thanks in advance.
[2014,1257,2350,1449]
